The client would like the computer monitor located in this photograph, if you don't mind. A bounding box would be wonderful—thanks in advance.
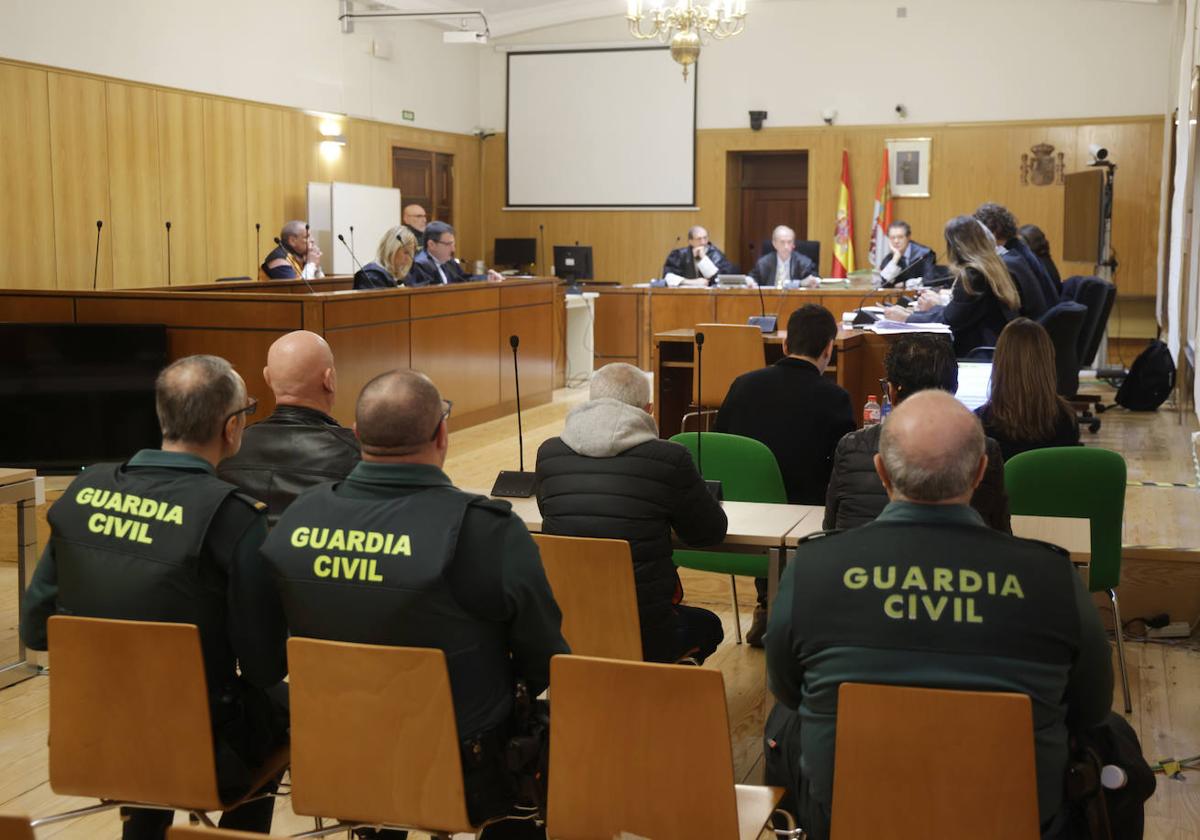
[553,245,594,282]
[494,237,537,269]
[955,361,993,412]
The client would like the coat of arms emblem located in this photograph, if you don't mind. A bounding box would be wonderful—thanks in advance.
[1021,143,1065,186]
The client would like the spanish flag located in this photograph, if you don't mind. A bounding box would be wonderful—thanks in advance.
[867,147,892,269]
[832,150,855,278]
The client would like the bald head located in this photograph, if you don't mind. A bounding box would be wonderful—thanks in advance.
[402,204,428,233]
[876,390,986,504]
[263,331,336,413]
[355,369,446,462]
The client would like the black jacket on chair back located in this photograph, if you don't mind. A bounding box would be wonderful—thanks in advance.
[218,405,360,526]
[535,398,727,658]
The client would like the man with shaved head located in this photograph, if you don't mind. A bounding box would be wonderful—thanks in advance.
[262,369,567,838]
[218,330,359,524]
[764,390,1113,839]
[401,202,428,243]
[261,219,323,280]
[22,355,288,839]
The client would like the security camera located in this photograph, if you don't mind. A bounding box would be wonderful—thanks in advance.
[895,104,908,119]
[1089,144,1109,162]
[821,108,837,126]
[749,110,767,131]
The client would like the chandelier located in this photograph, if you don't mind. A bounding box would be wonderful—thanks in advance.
[626,1,747,80]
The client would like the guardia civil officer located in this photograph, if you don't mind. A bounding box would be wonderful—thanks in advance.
[20,355,289,840]
[261,369,568,839]
[764,390,1114,840]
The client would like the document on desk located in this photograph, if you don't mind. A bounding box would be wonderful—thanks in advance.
[868,320,953,334]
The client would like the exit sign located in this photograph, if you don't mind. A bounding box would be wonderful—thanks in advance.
[402,110,415,121]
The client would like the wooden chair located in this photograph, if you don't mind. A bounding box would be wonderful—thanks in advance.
[688,323,766,428]
[0,815,34,840]
[285,637,480,839]
[33,616,288,830]
[532,534,643,661]
[547,655,784,840]
[830,683,1040,840]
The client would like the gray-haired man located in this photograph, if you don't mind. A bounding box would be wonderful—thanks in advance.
[21,354,289,840]
[764,390,1113,839]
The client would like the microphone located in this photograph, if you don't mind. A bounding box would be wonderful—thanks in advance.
[164,221,172,285]
[491,334,539,497]
[349,225,355,255]
[850,288,906,326]
[276,237,316,294]
[881,249,938,288]
[538,223,545,276]
[694,332,723,501]
[748,276,777,333]
[92,220,103,290]
[255,222,261,267]
[337,233,366,272]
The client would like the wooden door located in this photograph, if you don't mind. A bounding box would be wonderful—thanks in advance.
[737,152,808,272]
[391,147,454,227]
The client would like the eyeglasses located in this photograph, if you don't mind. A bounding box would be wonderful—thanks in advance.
[223,398,258,427]
[430,399,453,440]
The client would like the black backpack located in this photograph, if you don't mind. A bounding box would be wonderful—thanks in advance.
[1115,340,1175,411]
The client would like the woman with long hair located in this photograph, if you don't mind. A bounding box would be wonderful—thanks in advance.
[1019,223,1063,295]
[353,225,419,289]
[885,215,1020,356]
[976,317,1080,461]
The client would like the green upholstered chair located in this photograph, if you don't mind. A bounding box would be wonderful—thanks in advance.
[669,432,787,644]
[1004,446,1130,713]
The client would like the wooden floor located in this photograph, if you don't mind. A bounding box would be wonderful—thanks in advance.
[0,382,1198,837]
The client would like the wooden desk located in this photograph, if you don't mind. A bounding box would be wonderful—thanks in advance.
[0,468,39,689]
[1011,514,1091,563]
[0,277,558,432]
[654,327,895,437]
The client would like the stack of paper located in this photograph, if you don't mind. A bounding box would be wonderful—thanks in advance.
[868,320,953,334]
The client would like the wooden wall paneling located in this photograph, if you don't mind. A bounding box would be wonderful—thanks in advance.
[593,291,642,362]
[0,293,74,322]
[48,73,112,290]
[279,109,319,222]
[325,322,412,427]
[106,82,165,288]
[500,304,554,402]
[75,295,302,331]
[203,98,250,280]
[157,90,209,286]
[410,310,500,417]
[0,65,56,289]
[346,119,385,186]
[410,286,499,318]
[165,328,286,413]
[245,105,285,272]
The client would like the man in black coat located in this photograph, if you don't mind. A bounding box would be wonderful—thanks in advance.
[878,220,937,287]
[218,331,360,526]
[975,203,1059,318]
[713,304,855,644]
[661,225,737,284]
[408,221,503,286]
[824,333,1011,532]
[536,363,727,664]
[749,225,820,288]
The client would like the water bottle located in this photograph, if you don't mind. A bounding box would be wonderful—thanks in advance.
[863,395,881,426]
[880,392,892,423]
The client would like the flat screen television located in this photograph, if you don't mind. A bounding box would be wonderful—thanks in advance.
[553,245,594,282]
[0,323,168,473]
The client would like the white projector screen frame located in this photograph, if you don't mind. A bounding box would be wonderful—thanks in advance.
[506,47,697,209]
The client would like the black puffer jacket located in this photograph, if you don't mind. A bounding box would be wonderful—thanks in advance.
[823,423,1011,533]
[218,404,360,525]
[536,398,727,656]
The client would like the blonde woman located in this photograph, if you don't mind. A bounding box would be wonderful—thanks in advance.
[885,215,1020,356]
[353,225,419,289]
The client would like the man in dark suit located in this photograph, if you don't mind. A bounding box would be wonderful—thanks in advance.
[661,225,737,284]
[408,221,503,287]
[713,304,856,645]
[974,203,1059,318]
[749,225,820,288]
[878,220,936,287]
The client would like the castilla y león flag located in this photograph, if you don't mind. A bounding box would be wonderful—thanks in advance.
[867,147,892,269]
[832,150,855,278]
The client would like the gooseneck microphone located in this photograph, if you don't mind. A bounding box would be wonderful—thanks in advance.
[491,334,539,497]
[337,233,365,273]
[164,221,172,285]
[538,223,545,276]
[92,220,103,290]
[694,332,723,500]
[349,225,355,255]
[851,288,906,327]
[748,277,777,333]
[255,222,261,266]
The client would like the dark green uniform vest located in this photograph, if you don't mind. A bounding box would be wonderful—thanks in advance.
[262,484,514,720]
[789,520,1082,824]
[46,462,240,686]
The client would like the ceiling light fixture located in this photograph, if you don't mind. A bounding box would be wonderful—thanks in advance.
[626,0,747,80]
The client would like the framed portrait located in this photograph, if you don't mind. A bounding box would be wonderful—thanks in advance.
[887,137,932,198]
